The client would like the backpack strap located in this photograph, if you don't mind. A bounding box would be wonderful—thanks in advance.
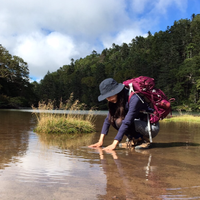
[128,83,134,95]
[128,83,144,103]
[140,111,156,143]
[128,84,153,143]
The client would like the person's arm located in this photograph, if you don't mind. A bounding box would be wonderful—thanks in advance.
[104,95,144,151]
[114,94,144,141]
[88,113,110,148]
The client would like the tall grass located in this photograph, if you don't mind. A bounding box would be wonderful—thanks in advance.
[32,94,96,135]
[163,114,200,123]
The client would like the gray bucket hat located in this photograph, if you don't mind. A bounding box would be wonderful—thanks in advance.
[98,78,124,101]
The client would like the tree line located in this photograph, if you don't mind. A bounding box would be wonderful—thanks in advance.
[1,14,200,111]
[0,45,37,108]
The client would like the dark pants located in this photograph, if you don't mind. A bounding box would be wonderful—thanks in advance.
[115,118,143,140]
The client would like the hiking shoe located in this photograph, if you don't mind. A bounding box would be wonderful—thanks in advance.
[119,137,143,148]
[118,142,127,148]
[135,141,151,149]
[119,139,134,148]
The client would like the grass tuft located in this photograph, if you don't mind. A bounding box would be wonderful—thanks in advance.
[32,94,96,135]
[163,114,200,123]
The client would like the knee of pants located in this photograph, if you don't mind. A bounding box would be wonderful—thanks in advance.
[151,124,160,138]
[134,119,160,138]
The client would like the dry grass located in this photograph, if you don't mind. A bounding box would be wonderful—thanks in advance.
[32,94,96,135]
[163,114,200,123]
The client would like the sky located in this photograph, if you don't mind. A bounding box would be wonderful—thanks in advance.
[0,0,199,82]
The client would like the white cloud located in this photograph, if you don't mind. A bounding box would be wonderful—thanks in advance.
[0,0,193,81]
[0,0,130,81]
[0,0,127,36]
[102,28,145,48]
[131,0,152,14]
[13,31,78,80]
[155,0,188,14]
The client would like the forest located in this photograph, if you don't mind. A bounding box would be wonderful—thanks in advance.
[0,45,37,108]
[0,14,200,111]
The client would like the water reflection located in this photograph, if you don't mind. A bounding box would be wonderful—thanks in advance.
[90,143,200,200]
[0,110,200,199]
[38,131,95,149]
[0,110,106,200]
[88,147,162,199]
[0,111,33,170]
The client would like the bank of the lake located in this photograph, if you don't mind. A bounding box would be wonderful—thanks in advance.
[163,114,200,123]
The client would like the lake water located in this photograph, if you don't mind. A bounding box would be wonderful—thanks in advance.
[0,110,200,200]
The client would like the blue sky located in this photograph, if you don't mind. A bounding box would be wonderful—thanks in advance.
[0,0,199,82]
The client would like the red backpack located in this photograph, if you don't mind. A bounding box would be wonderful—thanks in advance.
[123,76,175,123]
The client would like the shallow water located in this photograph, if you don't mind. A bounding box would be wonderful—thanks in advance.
[0,110,200,200]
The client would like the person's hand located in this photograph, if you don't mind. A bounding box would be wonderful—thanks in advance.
[88,141,103,148]
[88,134,105,149]
[103,144,116,151]
[102,140,119,151]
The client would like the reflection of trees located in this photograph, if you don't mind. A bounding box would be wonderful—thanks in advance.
[0,111,33,170]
